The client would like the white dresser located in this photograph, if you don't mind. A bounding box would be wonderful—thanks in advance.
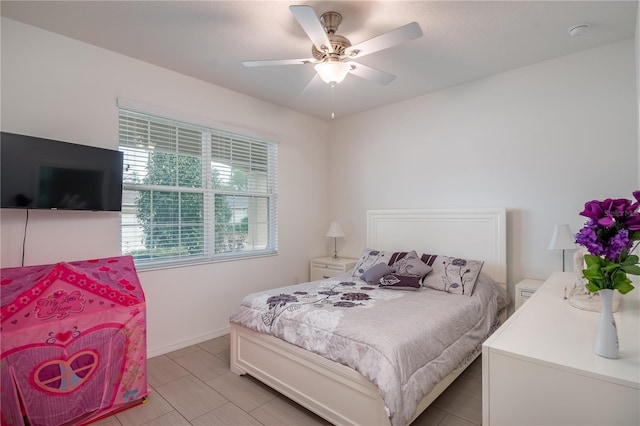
[482,272,639,426]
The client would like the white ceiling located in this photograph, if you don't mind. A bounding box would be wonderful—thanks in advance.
[1,1,637,121]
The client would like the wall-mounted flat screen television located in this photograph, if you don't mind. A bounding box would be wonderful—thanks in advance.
[1,132,123,211]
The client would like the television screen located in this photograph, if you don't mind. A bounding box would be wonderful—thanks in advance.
[1,132,123,211]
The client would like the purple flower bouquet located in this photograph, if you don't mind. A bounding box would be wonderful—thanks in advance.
[575,191,640,294]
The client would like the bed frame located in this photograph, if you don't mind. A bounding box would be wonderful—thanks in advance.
[231,208,507,426]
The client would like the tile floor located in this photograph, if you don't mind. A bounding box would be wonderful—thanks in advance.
[93,335,482,426]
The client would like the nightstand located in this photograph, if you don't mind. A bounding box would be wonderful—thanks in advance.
[310,257,357,281]
[515,278,545,309]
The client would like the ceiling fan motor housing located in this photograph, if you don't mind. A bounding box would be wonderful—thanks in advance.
[312,34,351,60]
[312,11,351,60]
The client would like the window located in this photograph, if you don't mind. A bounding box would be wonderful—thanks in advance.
[119,109,277,269]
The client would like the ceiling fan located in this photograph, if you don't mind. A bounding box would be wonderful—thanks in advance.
[242,5,423,93]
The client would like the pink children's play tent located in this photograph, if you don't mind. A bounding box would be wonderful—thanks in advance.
[1,256,148,426]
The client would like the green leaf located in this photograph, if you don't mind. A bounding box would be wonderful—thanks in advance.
[613,281,635,294]
[613,270,628,283]
[601,263,620,273]
[582,265,602,279]
[585,281,601,292]
[582,278,602,289]
[584,255,604,267]
[583,272,603,289]
[622,264,640,275]
[610,271,633,294]
[622,255,639,265]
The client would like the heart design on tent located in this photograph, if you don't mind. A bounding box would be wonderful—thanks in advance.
[33,350,98,394]
[55,331,72,342]
[119,279,137,291]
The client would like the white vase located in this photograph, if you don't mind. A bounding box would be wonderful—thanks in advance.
[594,288,619,359]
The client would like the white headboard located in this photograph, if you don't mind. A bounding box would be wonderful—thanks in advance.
[366,208,507,285]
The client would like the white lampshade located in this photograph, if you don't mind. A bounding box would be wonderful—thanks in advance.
[548,224,577,250]
[325,221,345,238]
[314,61,351,84]
[548,224,577,272]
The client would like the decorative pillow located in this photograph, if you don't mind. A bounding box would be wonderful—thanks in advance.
[387,250,415,266]
[352,249,386,276]
[421,254,484,296]
[392,252,432,277]
[360,263,396,284]
[352,249,414,277]
[379,273,422,290]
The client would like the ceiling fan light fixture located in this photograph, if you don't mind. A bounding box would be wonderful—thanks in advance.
[314,61,351,84]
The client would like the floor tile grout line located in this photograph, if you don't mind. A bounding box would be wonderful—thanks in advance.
[151,374,225,424]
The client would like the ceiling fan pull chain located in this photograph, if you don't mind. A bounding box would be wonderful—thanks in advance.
[330,82,336,119]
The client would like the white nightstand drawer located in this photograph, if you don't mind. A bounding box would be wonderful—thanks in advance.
[311,266,343,281]
[310,257,357,281]
[515,278,545,310]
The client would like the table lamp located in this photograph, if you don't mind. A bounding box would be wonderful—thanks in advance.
[326,221,345,258]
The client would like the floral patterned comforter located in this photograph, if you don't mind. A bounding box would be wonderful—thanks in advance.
[229,274,502,426]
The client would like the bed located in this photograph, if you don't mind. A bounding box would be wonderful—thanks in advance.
[230,208,507,426]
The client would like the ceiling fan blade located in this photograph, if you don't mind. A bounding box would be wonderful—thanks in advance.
[344,22,422,58]
[289,5,333,53]
[347,62,396,85]
[301,74,323,95]
[243,58,315,67]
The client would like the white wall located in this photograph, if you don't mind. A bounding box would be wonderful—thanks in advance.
[329,39,638,299]
[0,18,331,356]
[637,4,640,188]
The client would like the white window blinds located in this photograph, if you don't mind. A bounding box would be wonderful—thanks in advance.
[119,109,278,269]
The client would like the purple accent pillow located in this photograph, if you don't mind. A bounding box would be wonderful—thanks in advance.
[421,254,484,296]
[379,273,422,290]
[360,262,396,284]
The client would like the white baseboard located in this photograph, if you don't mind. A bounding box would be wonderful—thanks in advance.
[147,326,230,358]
